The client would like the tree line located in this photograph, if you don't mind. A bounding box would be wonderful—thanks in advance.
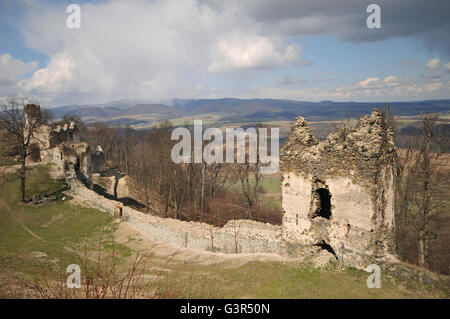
[83,120,281,226]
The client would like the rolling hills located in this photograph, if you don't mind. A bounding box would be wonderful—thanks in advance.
[46,98,450,127]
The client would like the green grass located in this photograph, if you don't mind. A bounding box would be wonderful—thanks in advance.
[259,176,282,193]
[224,175,282,211]
[163,259,446,299]
[0,164,127,282]
[225,175,281,194]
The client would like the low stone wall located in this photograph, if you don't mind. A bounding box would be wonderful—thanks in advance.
[67,175,282,254]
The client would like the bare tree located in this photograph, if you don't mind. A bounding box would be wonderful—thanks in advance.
[396,113,449,268]
[0,97,47,202]
[133,142,152,213]
[237,122,265,219]
[238,162,261,219]
[124,123,132,175]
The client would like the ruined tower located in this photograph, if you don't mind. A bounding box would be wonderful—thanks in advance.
[24,104,41,126]
[280,109,396,267]
[24,105,105,188]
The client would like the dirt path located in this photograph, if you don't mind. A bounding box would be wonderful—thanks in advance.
[0,196,47,243]
[20,222,47,242]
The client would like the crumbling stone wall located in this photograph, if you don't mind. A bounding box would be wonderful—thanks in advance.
[27,119,80,167]
[60,142,93,188]
[49,122,80,147]
[25,106,105,186]
[280,109,396,267]
[66,169,281,254]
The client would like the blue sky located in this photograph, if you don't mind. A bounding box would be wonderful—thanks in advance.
[0,0,449,106]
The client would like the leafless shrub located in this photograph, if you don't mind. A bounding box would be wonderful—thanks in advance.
[33,239,178,299]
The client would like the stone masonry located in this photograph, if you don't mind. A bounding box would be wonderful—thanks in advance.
[66,167,282,254]
[280,109,397,267]
[25,104,105,186]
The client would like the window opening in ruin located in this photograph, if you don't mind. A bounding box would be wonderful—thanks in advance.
[29,143,41,162]
[75,157,80,172]
[311,187,332,219]
[315,241,338,259]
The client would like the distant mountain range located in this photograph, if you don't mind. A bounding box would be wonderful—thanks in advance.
[46,98,450,126]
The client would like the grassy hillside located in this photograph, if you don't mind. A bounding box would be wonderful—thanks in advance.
[0,165,128,295]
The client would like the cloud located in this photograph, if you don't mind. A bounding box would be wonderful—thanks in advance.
[202,0,450,56]
[445,62,450,72]
[357,77,382,89]
[421,74,443,80]
[0,53,37,80]
[3,0,450,104]
[0,53,37,95]
[16,0,218,103]
[243,75,450,102]
[426,81,445,92]
[426,58,441,70]
[400,60,418,65]
[20,52,74,93]
[278,76,307,85]
[12,0,314,104]
[208,34,305,72]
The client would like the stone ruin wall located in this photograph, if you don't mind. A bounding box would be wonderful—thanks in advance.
[280,109,397,267]
[25,104,105,185]
[66,170,282,255]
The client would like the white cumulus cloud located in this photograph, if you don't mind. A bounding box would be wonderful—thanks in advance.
[243,74,449,102]
[426,58,440,69]
[208,33,305,72]
[445,62,450,72]
[0,53,37,95]
[0,53,37,80]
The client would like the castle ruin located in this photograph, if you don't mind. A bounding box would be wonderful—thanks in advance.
[24,104,399,269]
[280,109,397,267]
[25,104,104,187]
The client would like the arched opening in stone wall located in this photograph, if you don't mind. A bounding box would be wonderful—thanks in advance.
[310,181,332,220]
[75,157,80,172]
[315,188,331,219]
